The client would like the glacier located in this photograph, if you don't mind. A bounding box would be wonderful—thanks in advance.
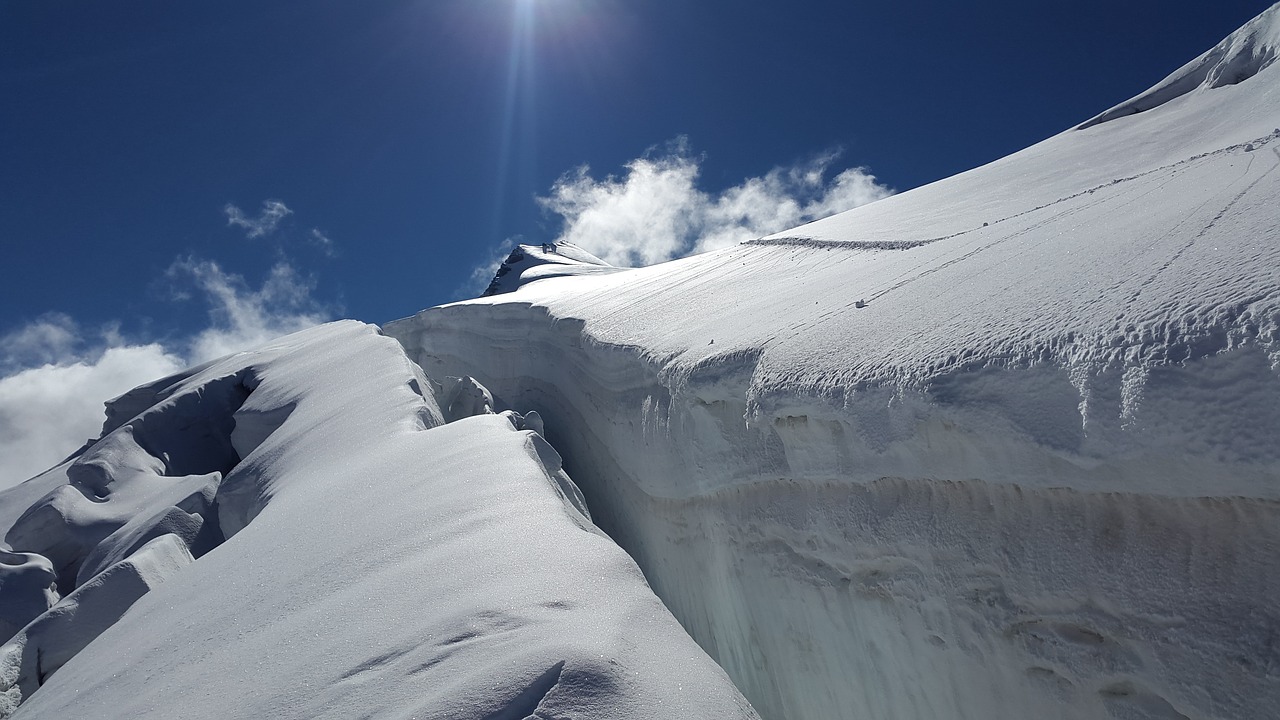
[2,5,1280,720]
[385,7,1280,720]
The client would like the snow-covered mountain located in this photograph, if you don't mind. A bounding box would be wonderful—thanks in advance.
[3,5,1280,720]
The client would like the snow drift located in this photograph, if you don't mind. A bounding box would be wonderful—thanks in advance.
[0,322,757,719]
[387,6,1280,720]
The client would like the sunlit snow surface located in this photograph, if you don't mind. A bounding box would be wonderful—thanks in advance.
[387,7,1280,720]
[3,7,1280,720]
[0,322,757,719]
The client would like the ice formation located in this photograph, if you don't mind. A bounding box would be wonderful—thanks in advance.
[386,6,1280,720]
[2,6,1279,720]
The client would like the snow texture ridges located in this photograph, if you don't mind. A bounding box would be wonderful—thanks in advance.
[0,534,193,715]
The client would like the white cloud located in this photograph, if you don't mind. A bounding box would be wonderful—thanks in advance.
[225,199,293,238]
[539,151,701,268]
[168,258,330,364]
[0,323,184,490]
[0,260,330,490]
[0,313,81,373]
[537,140,893,267]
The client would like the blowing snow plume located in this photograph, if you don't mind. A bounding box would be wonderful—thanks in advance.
[538,140,892,267]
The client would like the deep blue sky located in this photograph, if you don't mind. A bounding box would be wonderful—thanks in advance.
[2,0,1274,343]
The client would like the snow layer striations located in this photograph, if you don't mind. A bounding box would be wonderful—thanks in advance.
[0,321,757,719]
[388,7,1280,720]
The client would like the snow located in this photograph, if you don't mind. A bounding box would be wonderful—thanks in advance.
[484,241,621,297]
[1,534,194,713]
[2,6,1279,720]
[1079,5,1280,129]
[0,552,58,644]
[0,322,756,719]
[385,6,1280,720]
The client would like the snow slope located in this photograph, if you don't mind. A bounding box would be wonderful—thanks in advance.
[0,322,757,719]
[387,6,1280,720]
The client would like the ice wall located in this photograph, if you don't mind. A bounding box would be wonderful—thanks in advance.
[387,301,1280,720]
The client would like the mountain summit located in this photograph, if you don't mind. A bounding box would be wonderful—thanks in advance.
[484,241,617,297]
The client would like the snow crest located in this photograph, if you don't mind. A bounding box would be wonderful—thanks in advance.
[0,322,756,719]
[1079,3,1280,129]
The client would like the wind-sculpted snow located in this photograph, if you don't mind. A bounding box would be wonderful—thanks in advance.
[0,534,194,714]
[0,321,757,719]
[3,369,253,598]
[0,553,57,645]
[388,7,1280,720]
[484,241,620,297]
[388,298,1280,720]
[1079,5,1280,129]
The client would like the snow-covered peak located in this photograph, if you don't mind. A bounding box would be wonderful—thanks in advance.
[484,241,619,297]
[1079,2,1280,129]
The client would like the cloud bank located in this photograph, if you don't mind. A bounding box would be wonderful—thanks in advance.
[538,141,893,267]
[0,261,330,490]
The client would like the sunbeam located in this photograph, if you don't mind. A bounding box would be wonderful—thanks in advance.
[490,0,540,241]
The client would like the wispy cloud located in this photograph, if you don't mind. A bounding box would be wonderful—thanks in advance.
[167,258,330,364]
[0,260,331,489]
[309,228,337,256]
[538,139,893,267]
[461,238,523,298]
[224,199,293,239]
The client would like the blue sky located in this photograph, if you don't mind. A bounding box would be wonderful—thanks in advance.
[0,0,1274,483]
